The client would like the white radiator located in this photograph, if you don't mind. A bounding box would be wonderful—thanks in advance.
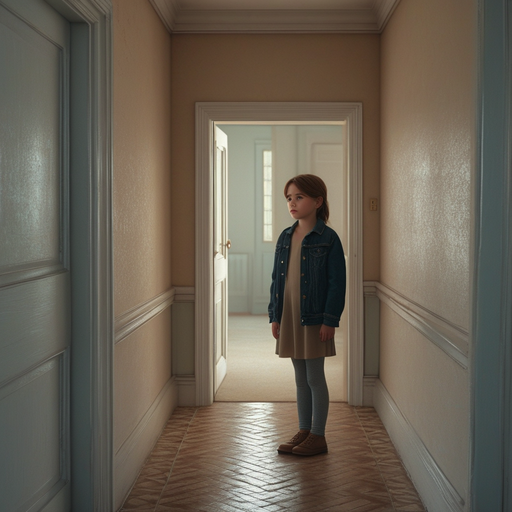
[228,253,249,313]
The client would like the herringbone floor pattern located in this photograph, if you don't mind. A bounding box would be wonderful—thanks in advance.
[120,403,425,512]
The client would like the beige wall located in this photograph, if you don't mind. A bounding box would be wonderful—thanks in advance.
[113,0,172,316]
[113,0,173,506]
[171,33,381,285]
[380,0,475,499]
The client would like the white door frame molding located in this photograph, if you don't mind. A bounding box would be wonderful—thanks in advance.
[48,0,114,509]
[195,102,364,406]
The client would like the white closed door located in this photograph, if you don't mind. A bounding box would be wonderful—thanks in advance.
[0,0,71,510]
[213,126,229,393]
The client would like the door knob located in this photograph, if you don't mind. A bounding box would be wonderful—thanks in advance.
[226,240,232,249]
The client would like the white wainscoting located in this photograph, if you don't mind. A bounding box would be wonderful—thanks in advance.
[173,287,197,406]
[363,281,468,510]
[373,380,465,512]
[175,375,196,406]
[114,286,187,509]
[114,377,178,509]
[363,376,378,407]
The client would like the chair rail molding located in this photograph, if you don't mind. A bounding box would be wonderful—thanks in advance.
[115,288,175,345]
[365,281,469,369]
[196,102,364,406]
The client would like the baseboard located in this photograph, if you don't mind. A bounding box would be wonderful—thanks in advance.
[176,375,196,406]
[363,376,377,406]
[373,379,465,512]
[114,377,178,510]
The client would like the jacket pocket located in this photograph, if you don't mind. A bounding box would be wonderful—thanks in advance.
[309,246,328,269]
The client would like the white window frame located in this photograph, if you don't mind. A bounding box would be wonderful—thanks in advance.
[262,149,273,243]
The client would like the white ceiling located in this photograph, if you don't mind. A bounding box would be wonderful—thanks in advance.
[150,0,401,33]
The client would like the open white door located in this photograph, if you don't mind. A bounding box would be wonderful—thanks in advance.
[0,0,71,509]
[213,126,229,393]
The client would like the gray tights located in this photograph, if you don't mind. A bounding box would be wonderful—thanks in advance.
[291,357,329,436]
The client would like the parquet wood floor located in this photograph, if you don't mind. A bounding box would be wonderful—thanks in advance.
[120,403,425,512]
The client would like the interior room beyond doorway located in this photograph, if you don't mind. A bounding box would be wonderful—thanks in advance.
[216,123,348,402]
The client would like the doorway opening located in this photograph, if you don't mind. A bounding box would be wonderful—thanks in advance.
[194,102,363,407]
[214,123,348,403]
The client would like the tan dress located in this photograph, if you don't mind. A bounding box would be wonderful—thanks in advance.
[275,235,336,359]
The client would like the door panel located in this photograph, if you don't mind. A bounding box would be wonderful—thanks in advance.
[213,127,228,393]
[0,274,69,384]
[0,8,62,271]
[0,0,71,510]
[0,357,66,511]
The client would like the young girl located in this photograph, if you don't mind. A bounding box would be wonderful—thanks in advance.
[269,174,346,456]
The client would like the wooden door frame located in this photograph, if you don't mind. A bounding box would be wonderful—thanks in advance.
[195,102,364,407]
[46,0,114,509]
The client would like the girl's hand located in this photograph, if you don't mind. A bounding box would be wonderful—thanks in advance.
[319,324,335,342]
[272,322,280,339]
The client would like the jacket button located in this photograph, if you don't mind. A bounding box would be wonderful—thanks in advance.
[302,256,306,260]
[301,273,304,276]
[281,261,284,264]
[276,294,278,297]
[302,295,306,299]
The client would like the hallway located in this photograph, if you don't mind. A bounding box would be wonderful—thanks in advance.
[120,403,424,511]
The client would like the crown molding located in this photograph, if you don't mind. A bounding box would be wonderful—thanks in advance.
[149,0,179,32]
[375,0,401,31]
[172,8,384,34]
[150,0,400,34]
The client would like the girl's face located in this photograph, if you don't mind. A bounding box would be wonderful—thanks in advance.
[285,183,322,223]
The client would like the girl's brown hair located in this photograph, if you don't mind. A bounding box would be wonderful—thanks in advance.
[284,174,330,222]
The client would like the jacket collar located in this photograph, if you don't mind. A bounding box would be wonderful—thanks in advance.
[285,218,326,236]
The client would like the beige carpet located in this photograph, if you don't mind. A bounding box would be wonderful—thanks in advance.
[215,314,347,402]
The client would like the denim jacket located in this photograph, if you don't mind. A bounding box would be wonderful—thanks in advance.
[268,219,346,328]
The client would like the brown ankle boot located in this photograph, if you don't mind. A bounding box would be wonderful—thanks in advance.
[277,430,310,454]
[292,433,328,456]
